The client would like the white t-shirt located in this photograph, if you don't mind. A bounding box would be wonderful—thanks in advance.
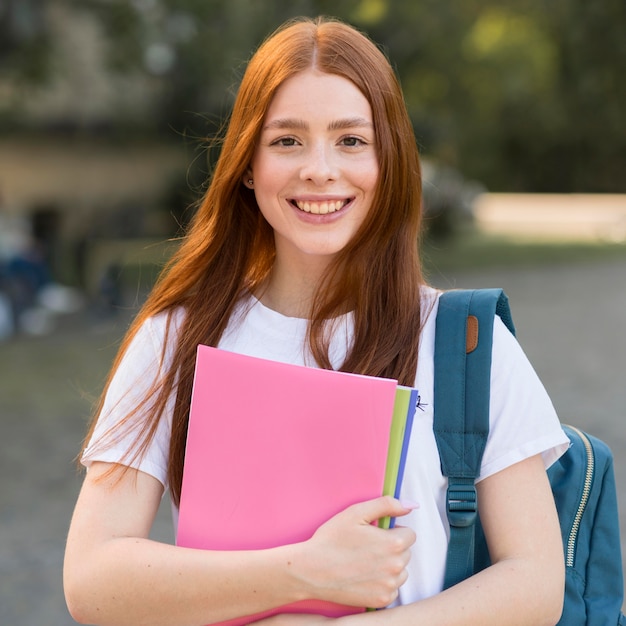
[82,287,569,604]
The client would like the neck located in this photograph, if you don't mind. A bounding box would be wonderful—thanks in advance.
[257,256,334,319]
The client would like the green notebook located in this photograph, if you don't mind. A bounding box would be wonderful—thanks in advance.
[379,385,419,529]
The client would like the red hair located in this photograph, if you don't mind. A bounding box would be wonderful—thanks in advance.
[81,16,426,505]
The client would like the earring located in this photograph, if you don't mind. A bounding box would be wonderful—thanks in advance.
[247,179,254,186]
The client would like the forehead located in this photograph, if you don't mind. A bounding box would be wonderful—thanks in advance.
[264,69,372,124]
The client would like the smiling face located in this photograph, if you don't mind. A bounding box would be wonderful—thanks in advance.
[247,69,379,271]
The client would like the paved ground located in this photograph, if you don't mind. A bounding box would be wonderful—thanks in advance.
[1,256,625,625]
[474,192,626,242]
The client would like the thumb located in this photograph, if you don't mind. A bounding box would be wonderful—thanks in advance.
[350,496,420,525]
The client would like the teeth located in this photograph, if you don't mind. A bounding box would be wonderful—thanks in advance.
[295,200,346,214]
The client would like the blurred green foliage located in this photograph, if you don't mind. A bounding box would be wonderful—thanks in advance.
[1,0,625,193]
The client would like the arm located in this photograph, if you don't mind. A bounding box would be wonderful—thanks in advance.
[258,454,565,626]
[63,462,417,626]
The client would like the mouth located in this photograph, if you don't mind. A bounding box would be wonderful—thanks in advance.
[290,199,351,215]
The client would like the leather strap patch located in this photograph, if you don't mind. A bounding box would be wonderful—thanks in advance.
[466,315,479,353]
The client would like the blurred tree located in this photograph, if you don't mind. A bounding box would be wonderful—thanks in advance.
[0,0,51,88]
[538,0,626,192]
[77,0,364,133]
[366,0,626,192]
[3,0,625,193]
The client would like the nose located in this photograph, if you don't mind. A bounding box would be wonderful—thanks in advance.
[299,142,338,185]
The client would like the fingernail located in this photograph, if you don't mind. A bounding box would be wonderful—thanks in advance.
[399,499,420,510]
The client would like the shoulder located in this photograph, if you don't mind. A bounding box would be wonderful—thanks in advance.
[420,284,441,310]
[127,306,187,368]
[417,284,442,342]
[140,306,186,345]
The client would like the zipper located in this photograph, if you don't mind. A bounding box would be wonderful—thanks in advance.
[565,425,595,568]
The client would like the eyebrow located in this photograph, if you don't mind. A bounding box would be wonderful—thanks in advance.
[329,117,374,131]
[262,117,373,132]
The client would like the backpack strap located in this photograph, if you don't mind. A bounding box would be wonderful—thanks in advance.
[434,288,515,589]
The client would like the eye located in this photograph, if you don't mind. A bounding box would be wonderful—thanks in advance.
[339,135,367,147]
[270,136,299,147]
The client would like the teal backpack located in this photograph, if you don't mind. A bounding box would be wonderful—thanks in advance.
[434,288,626,625]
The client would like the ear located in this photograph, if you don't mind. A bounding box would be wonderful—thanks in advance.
[243,169,254,189]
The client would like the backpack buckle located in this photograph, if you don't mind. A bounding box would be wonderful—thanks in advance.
[446,482,478,528]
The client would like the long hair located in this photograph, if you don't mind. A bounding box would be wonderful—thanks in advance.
[81,16,426,505]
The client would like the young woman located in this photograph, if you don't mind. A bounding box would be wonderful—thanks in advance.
[64,16,569,626]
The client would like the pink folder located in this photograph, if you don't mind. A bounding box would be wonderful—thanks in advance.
[177,345,401,625]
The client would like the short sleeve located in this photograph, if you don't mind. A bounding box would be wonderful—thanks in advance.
[479,316,570,481]
[81,312,180,487]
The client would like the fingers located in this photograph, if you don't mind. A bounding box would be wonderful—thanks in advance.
[348,496,420,526]
[300,496,417,608]
[366,555,411,608]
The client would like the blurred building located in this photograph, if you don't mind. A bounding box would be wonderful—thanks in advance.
[0,1,189,292]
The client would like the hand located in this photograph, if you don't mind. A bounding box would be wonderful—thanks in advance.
[297,496,417,609]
